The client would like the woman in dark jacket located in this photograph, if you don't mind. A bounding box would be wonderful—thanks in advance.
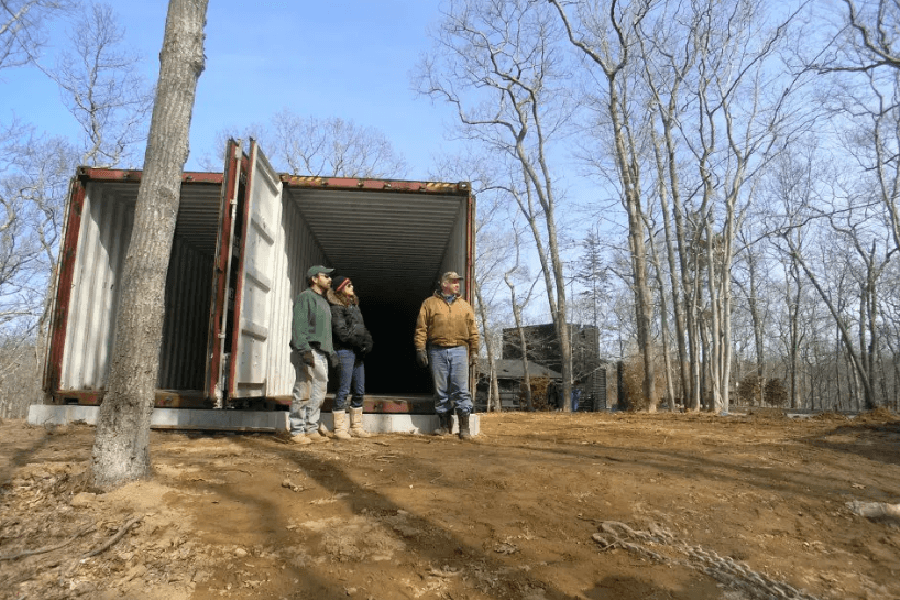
[327,275,374,439]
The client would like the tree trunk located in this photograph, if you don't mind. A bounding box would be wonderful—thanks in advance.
[647,225,675,411]
[746,249,765,406]
[790,243,875,410]
[507,282,533,412]
[704,218,724,413]
[90,0,208,491]
[835,330,843,411]
[607,82,656,413]
[548,0,652,412]
[865,247,879,407]
[474,285,498,412]
[790,262,801,410]
[640,30,692,414]
[660,136,689,408]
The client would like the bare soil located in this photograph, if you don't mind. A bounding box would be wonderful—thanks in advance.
[2,410,899,600]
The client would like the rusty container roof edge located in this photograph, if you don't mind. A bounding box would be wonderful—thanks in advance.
[73,166,472,194]
[280,174,471,194]
[76,166,225,185]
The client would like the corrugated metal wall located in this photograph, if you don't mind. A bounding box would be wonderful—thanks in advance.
[61,183,133,391]
[440,201,468,292]
[60,181,217,394]
[158,236,212,390]
[264,194,326,397]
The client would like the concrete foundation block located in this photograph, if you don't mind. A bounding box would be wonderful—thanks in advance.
[27,405,479,436]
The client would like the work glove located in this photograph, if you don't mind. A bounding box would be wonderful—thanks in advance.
[328,352,339,369]
[302,350,316,367]
[416,349,429,368]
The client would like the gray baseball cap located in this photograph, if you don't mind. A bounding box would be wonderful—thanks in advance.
[306,265,333,278]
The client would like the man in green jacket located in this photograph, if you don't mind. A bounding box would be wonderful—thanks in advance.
[414,271,480,439]
[289,265,335,445]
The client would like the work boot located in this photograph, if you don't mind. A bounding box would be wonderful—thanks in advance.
[349,406,372,438]
[306,429,330,443]
[457,410,472,440]
[332,411,352,440]
[289,434,311,445]
[434,412,452,436]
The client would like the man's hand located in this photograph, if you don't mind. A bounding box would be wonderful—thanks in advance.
[328,352,339,369]
[302,350,316,367]
[416,349,429,368]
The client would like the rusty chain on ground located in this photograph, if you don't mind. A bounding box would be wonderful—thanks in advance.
[593,521,821,600]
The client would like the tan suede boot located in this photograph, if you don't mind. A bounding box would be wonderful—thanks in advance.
[306,429,330,443]
[332,411,352,440]
[349,407,372,438]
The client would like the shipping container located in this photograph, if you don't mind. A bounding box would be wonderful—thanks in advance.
[43,140,475,411]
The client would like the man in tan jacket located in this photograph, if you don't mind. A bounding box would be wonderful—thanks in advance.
[414,271,480,439]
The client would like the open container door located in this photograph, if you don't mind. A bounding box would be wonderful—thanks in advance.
[205,139,244,405]
[226,140,283,401]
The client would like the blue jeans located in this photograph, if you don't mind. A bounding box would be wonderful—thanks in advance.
[429,345,472,415]
[333,348,365,410]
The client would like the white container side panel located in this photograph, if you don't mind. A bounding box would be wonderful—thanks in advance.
[61,184,134,391]
[265,195,327,397]
[440,202,468,282]
[59,181,214,394]
[158,236,212,390]
[233,149,282,397]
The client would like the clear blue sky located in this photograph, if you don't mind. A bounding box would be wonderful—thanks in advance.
[1,0,459,178]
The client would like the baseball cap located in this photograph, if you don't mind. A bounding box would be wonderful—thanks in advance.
[441,271,464,283]
[307,265,333,278]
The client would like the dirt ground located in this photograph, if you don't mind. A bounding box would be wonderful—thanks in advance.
[2,410,899,600]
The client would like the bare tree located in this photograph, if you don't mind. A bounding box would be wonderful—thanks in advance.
[503,222,540,411]
[644,215,676,410]
[474,225,508,413]
[90,0,208,491]
[197,112,409,179]
[416,0,576,410]
[732,220,772,407]
[194,122,266,171]
[271,111,408,178]
[549,0,659,410]
[832,207,897,409]
[0,121,73,418]
[38,2,153,167]
[825,2,900,253]
[772,171,897,411]
[839,0,900,71]
[0,0,72,71]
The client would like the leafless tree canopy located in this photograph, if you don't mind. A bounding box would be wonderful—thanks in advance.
[420,0,900,413]
[0,0,73,70]
[197,112,409,179]
[272,111,408,178]
[42,2,153,167]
